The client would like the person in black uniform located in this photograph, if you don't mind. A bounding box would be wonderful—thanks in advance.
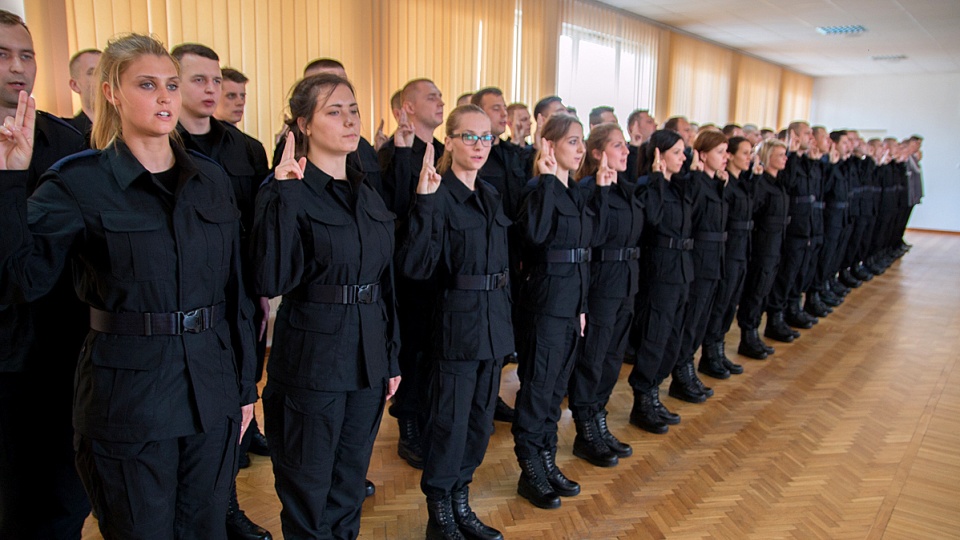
[169,43,272,540]
[818,130,854,304]
[805,127,845,314]
[736,139,790,360]
[568,122,639,467]
[512,113,611,509]
[64,48,100,145]
[668,130,728,401]
[251,73,401,540]
[700,136,761,377]
[626,130,695,435]
[398,105,511,540]
[0,33,257,538]
[379,78,446,469]
[0,12,90,539]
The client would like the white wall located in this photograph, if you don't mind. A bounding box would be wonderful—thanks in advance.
[811,72,960,232]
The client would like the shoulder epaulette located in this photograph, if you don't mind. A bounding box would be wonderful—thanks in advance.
[37,110,83,137]
[47,149,99,172]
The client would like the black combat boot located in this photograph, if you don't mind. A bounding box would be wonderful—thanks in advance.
[540,448,580,497]
[784,304,814,330]
[572,414,619,467]
[765,311,797,342]
[426,496,466,540]
[669,359,708,403]
[517,458,561,509]
[493,397,515,423]
[451,486,503,540]
[596,410,632,457]
[717,342,743,374]
[738,327,769,359]
[630,388,669,433]
[651,386,680,425]
[397,417,424,469]
[226,486,272,540]
[698,341,731,379]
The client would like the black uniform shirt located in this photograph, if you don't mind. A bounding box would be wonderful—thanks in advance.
[273,134,383,201]
[750,171,790,260]
[251,163,401,392]
[65,110,93,147]
[398,170,515,361]
[517,174,607,317]
[723,170,755,262]
[689,171,728,280]
[378,136,445,220]
[640,172,695,284]
[479,141,529,221]
[0,141,257,442]
[580,176,644,299]
[782,153,822,238]
[1,111,85,374]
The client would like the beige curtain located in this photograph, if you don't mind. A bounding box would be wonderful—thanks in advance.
[779,69,814,130]
[732,54,782,128]
[666,32,734,126]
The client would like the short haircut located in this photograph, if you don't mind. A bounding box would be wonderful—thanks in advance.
[470,87,503,107]
[401,78,435,104]
[909,134,923,142]
[507,103,528,115]
[220,67,249,84]
[171,43,219,62]
[722,123,741,137]
[663,116,686,132]
[787,121,809,135]
[760,128,774,136]
[627,109,649,129]
[390,90,402,111]
[588,105,615,126]
[829,130,847,144]
[303,57,344,75]
[533,96,562,119]
[812,125,826,137]
[742,124,759,133]
[0,10,29,33]
[69,48,102,78]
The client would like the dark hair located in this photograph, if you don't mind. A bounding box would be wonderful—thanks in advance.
[829,130,847,144]
[726,136,749,155]
[576,122,621,181]
[171,43,219,62]
[287,73,356,158]
[663,116,686,133]
[638,129,683,176]
[221,67,248,84]
[588,106,615,126]
[760,128,774,136]
[721,123,741,137]
[627,109,649,129]
[533,96,563,120]
[0,10,29,33]
[303,57,345,75]
[456,92,473,104]
[68,48,101,78]
[507,103,528,117]
[693,130,728,155]
[812,125,826,137]
[470,87,503,107]
[436,104,488,175]
[533,113,582,171]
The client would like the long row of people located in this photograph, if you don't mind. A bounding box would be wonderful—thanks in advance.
[0,14,924,540]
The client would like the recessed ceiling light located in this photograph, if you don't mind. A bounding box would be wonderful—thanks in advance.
[871,54,907,61]
[816,25,867,35]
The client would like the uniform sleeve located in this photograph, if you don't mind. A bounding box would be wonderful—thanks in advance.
[396,192,445,280]
[588,183,611,247]
[223,199,258,406]
[250,178,305,297]
[517,174,559,247]
[639,173,665,228]
[378,144,416,217]
[0,170,85,304]
[381,261,402,378]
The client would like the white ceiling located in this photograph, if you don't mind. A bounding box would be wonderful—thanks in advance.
[596,0,960,76]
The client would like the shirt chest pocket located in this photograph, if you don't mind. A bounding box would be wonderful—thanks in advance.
[303,206,353,265]
[195,205,241,272]
[100,211,169,281]
[553,198,583,246]
[448,211,486,267]
[362,203,396,264]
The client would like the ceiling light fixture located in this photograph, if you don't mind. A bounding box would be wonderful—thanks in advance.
[871,54,907,61]
[816,25,867,35]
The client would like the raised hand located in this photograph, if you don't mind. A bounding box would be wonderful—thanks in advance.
[0,91,36,171]
[394,109,415,148]
[597,152,616,186]
[788,132,801,153]
[651,148,662,173]
[829,142,840,164]
[415,142,441,194]
[537,139,558,176]
[690,149,702,172]
[752,160,764,175]
[716,168,729,182]
[275,131,307,180]
[374,118,388,151]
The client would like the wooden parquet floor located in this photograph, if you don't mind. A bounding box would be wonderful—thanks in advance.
[83,231,960,539]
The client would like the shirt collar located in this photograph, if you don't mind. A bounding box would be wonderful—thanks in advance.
[106,139,199,191]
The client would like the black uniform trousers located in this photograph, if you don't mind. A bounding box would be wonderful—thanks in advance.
[703,258,748,346]
[766,236,811,313]
[627,281,690,393]
[676,277,720,364]
[0,373,89,540]
[512,311,580,460]
[74,417,238,540]
[738,256,781,330]
[797,235,823,297]
[816,211,846,288]
[569,295,634,420]
[388,279,435,428]
[843,215,873,268]
[421,357,502,501]
[264,382,385,540]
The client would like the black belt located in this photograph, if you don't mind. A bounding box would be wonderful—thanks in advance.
[828,202,849,209]
[763,216,791,226]
[534,248,592,264]
[812,202,826,209]
[695,231,728,242]
[292,282,382,304]
[452,272,509,291]
[652,235,694,251]
[793,195,816,204]
[728,220,754,231]
[90,303,225,336]
[593,247,640,262]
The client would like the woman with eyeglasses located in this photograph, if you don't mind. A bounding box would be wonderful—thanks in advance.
[512,113,612,510]
[398,104,512,540]
[251,73,401,539]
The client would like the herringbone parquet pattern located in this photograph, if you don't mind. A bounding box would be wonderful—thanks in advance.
[82,231,960,539]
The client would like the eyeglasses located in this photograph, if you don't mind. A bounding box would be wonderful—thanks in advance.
[453,133,496,147]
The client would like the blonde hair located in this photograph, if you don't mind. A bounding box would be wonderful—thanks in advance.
[91,33,178,150]
[756,138,787,168]
[436,104,487,175]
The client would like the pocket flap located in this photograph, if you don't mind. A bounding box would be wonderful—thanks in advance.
[195,204,241,224]
[101,211,163,232]
[303,205,352,226]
